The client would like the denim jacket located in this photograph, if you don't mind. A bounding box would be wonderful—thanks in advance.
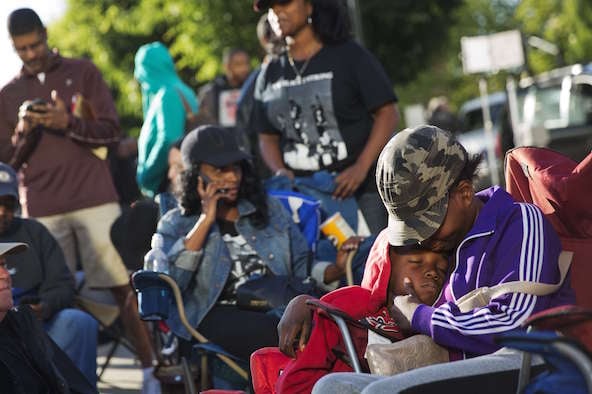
[157,196,310,339]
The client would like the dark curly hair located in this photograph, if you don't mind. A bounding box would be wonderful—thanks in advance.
[179,159,269,229]
[310,0,351,45]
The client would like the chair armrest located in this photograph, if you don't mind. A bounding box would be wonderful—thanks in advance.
[524,305,592,330]
[306,299,365,329]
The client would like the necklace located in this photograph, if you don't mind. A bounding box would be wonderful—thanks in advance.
[288,53,312,83]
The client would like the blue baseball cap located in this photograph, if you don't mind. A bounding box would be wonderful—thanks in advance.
[0,163,18,201]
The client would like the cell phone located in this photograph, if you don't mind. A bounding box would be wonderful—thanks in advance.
[26,98,48,113]
[199,173,228,194]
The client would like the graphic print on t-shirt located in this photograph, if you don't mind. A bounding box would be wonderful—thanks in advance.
[262,72,347,171]
[219,232,267,303]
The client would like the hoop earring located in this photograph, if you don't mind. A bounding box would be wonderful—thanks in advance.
[307,15,312,24]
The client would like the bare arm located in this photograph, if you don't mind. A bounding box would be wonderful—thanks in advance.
[277,294,316,358]
[259,133,294,179]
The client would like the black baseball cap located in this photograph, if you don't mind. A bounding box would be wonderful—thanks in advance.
[253,0,292,12]
[181,125,251,168]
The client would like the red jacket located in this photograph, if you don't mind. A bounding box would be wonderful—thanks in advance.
[275,230,403,393]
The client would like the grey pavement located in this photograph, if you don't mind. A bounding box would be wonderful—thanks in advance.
[97,342,142,394]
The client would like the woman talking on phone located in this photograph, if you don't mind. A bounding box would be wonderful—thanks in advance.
[156,125,315,381]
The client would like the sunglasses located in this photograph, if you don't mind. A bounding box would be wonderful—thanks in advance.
[257,0,293,10]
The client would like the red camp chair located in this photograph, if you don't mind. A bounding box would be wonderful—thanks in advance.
[505,146,592,309]
[503,147,592,392]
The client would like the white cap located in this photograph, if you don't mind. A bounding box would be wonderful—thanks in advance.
[0,242,28,257]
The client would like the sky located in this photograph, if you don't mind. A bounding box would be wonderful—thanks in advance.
[0,0,67,86]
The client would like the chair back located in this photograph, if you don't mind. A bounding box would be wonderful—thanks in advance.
[268,190,321,254]
[505,147,592,308]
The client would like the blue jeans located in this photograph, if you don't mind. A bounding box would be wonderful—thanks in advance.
[45,308,98,389]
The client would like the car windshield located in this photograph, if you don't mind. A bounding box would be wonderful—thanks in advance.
[517,80,592,129]
[461,103,505,133]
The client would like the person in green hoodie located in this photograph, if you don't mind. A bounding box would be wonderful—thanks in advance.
[134,42,199,198]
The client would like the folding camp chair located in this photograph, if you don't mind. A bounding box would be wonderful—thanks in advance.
[497,309,592,394]
[73,271,137,381]
[132,271,249,393]
[268,189,320,256]
[496,146,592,393]
[268,189,358,285]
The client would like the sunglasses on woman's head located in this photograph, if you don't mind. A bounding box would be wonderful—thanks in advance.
[270,0,293,6]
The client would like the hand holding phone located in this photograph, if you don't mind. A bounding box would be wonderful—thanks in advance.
[199,173,228,194]
[197,173,230,221]
[25,98,48,113]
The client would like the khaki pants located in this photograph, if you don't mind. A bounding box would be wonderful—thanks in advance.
[36,202,129,288]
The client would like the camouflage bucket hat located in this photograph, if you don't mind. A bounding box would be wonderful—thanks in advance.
[376,125,468,246]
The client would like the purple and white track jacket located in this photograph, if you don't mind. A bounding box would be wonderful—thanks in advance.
[412,187,576,357]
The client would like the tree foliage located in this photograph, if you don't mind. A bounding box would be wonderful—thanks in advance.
[46,0,592,133]
[359,0,462,83]
[516,0,592,73]
[48,0,463,133]
[49,0,261,134]
[395,0,519,118]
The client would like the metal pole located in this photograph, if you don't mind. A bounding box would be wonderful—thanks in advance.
[346,0,365,46]
[506,77,521,147]
[478,78,500,185]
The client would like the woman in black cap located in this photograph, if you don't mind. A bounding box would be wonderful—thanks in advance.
[156,125,312,386]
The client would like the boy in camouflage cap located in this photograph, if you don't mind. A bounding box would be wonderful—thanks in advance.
[311,124,575,393]
[376,125,467,246]
[378,125,573,346]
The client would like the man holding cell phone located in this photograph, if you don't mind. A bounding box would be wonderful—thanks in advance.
[0,8,160,392]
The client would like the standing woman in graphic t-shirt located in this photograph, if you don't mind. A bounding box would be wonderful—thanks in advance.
[252,0,400,233]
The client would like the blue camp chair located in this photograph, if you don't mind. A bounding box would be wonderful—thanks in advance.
[268,189,321,255]
[497,330,592,394]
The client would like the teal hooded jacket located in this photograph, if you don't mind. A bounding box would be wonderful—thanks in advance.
[134,42,198,197]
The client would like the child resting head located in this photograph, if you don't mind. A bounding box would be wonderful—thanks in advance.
[387,245,450,309]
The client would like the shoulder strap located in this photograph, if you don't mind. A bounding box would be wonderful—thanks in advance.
[456,250,573,313]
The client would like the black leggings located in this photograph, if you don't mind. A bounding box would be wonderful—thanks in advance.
[198,305,280,361]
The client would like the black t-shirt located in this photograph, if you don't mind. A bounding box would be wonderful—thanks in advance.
[217,219,268,304]
[253,39,397,191]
